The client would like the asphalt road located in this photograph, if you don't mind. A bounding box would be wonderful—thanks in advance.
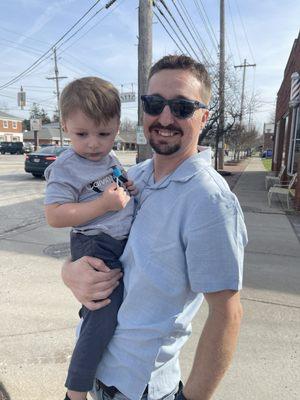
[0,153,299,400]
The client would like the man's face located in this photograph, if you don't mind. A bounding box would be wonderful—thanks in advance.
[63,110,119,161]
[143,69,209,159]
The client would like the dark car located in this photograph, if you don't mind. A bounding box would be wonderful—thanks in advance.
[0,141,24,154]
[25,146,69,177]
[262,149,273,158]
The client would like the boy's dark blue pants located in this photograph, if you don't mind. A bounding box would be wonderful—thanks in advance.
[65,231,126,392]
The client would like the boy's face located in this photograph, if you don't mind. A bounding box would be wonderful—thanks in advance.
[63,110,120,161]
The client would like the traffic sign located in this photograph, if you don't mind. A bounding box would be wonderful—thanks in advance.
[136,125,147,145]
[30,118,42,131]
[120,92,136,103]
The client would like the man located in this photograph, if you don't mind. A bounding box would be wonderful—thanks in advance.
[62,54,248,400]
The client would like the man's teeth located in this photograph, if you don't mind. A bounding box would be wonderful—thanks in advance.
[155,129,178,137]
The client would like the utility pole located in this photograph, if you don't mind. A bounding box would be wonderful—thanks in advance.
[46,47,67,146]
[234,59,256,125]
[217,0,225,170]
[137,0,153,163]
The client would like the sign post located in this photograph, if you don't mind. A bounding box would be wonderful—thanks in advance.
[30,119,42,151]
[136,125,147,145]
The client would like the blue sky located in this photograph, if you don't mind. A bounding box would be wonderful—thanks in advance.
[0,0,299,132]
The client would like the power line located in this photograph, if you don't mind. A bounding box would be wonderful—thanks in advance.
[56,0,119,54]
[170,0,212,65]
[176,0,216,66]
[227,0,242,64]
[153,9,185,53]
[155,0,200,61]
[153,2,193,57]
[0,0,113,91]
[193,0,219,53]
[234,0,255,63]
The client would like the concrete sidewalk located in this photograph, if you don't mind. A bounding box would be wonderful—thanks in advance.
[0,157,299,400]
[181,157,300,399]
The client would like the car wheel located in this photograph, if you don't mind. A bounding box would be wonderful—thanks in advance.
[32,173,43,178]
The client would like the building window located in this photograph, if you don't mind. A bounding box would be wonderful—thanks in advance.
[3,120,8,128]
[12,121,17,129]
[288,106,300,175]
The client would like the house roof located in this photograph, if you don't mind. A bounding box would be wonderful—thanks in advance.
[0,111,23,121]
[23,122,68,140]
[117,131,136,144]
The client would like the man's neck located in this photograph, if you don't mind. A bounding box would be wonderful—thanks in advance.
[153,149,197,182]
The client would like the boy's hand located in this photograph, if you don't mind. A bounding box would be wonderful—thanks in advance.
[125,179,138,196]
[102,182,131,211]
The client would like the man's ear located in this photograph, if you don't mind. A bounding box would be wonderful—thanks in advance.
[202,109,209,124]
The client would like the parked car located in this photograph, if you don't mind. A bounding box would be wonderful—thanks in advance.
[23,142,34,153]
[0,141,24,154]
[262,149,273,158]
[24,146,69,177]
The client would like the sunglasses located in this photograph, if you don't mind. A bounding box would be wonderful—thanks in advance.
[141,95,207,119]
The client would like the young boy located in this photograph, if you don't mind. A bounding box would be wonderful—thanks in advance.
[44,77,136,400]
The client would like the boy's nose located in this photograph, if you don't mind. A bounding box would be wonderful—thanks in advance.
[88,138,99,149]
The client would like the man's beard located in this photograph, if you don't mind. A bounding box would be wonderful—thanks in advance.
[148,123,182,155]
[149,138,180,155]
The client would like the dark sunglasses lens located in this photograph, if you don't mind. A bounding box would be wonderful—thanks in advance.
[171,100,195,118]
[143,97,164,115]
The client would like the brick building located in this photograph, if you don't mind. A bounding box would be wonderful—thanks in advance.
[0,111,23,142]
[272,31,300,209]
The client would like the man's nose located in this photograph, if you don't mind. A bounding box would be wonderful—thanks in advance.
[157,104,175,125]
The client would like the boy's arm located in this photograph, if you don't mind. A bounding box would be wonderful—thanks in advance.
[45,182,130,228]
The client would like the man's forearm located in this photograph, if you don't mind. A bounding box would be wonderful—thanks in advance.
[184,295,242,400]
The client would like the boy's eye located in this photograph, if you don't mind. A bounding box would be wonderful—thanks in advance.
[99,132,111,137]
[76,132,87,137]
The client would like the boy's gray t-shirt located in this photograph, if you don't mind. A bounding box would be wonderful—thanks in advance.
[44,148,134,239]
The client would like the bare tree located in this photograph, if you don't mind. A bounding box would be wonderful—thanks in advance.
[200,61,261,169]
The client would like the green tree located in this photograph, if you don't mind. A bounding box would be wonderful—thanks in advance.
[29,103,51,124]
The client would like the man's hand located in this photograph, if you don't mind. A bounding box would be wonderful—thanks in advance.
[61,256,122,311]
[102,182,131,211]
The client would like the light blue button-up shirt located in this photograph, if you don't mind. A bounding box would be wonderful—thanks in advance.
[96,148,248,399]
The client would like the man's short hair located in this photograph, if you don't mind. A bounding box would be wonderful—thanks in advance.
[148,54,211,105]
[60,77,120,124]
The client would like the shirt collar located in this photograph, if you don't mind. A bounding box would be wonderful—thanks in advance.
[140,147,212,188]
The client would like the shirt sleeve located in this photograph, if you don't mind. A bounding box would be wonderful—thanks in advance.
[183,191,248,293]
[44,162,79,205]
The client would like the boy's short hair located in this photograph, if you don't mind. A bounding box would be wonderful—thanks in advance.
[60,77,120,124]
[148,54,211,105]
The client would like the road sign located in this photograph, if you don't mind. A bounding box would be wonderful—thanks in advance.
[17,87,26,109]
[136,125,147,145]
[120,92,136,103]
[30,118,42,131]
